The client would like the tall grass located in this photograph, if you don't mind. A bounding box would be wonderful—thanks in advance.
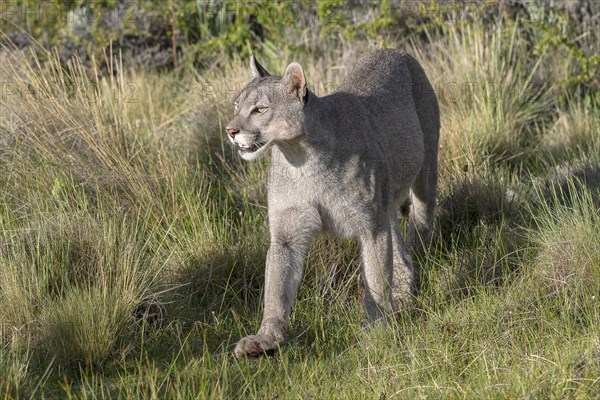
[0,44,243,372]
[414,21,556,175]
[528,182,600,303]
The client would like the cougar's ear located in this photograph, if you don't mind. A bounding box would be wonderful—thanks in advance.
[249,54,270,79]
[282,62,307,104]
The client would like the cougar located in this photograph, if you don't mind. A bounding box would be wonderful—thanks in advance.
[225,49,439,357]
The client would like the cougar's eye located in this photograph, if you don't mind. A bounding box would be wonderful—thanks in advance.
[254,106,268,114]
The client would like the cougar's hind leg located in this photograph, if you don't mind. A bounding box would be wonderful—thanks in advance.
[390,210,415,311]
[408,164,437,258]
[359,213,399,322]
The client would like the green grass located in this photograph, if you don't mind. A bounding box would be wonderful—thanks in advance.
[1,11,600,399]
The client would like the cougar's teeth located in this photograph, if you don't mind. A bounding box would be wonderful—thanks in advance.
[239,142,265,152]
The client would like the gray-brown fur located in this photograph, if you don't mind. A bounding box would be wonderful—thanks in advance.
[225,50,440,358]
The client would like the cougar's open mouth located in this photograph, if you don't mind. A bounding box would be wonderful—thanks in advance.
[238,139,274,161]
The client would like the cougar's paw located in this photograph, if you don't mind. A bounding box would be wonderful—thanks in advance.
[234,334,280,358]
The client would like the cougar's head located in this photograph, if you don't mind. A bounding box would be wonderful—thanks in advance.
[225,55,309,161]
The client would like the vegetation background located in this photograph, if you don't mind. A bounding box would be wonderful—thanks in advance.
[0,0,599,398]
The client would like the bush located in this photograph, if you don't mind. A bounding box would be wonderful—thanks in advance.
[39,287,131,366]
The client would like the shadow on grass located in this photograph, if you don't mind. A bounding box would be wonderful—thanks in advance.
[424,161,600,301]
[425,170,525,297]
[539,163,600,208]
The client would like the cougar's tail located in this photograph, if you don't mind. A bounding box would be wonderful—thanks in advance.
[405,55,440,256]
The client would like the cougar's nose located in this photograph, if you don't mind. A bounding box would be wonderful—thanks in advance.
[226,127,239,138]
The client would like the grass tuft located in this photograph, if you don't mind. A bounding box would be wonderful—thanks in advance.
[530,183,600,304]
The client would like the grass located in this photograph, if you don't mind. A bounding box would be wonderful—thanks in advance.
[1,10,600,399]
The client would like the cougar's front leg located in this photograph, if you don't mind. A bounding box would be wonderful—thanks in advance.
[234,207,320,358]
